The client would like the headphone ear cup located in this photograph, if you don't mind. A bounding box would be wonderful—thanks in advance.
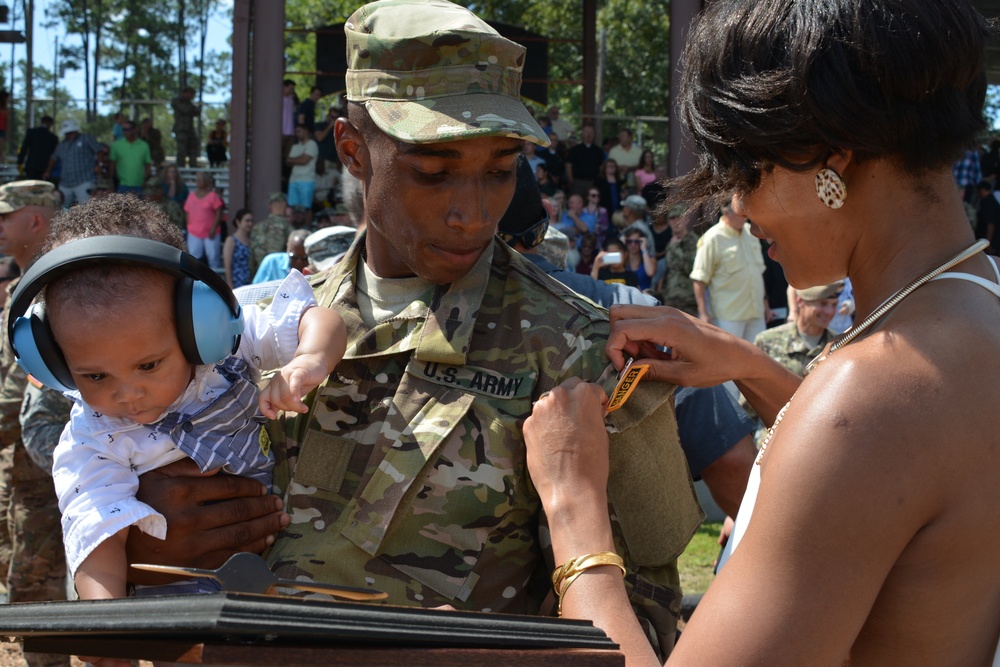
[175,277,244,365]
[11,303,76,392]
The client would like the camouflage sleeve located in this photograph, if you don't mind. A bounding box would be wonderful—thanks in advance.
[543,315,702,661]
[0,359,26,446]
[19,382,72,474]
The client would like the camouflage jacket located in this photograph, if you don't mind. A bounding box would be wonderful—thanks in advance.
[663,232,699,315]
[20,382,72,474]
[0,277,49,483]
[158,199,187,233]
[753,321,835,377]
[249,214,291,276]
[266,237,703,659]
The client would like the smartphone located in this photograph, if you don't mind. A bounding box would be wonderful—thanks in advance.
[603,251,622,264]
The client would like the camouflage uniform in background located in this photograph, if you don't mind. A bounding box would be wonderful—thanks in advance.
[753,321,836,378]
[0,278,69,667]
[20,384,72,475]
[249,214,291,276]
[662,231,700,316]
[267,238,704,659]
[159,199,187,233]
[171,91,200,168]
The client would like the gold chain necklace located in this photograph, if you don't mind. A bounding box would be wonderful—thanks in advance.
[757,238,990,465]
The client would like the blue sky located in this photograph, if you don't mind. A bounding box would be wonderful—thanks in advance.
[23,0,234,106]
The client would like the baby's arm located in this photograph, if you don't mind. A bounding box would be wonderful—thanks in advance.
[259,305,347,418]
[74,528,129,599]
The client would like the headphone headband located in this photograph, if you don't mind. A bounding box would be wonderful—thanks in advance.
[7,235,240,353]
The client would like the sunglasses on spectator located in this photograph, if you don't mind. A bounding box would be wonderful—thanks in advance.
[498,213,550,249]
[288,252,309,262]
[625,239,642,245]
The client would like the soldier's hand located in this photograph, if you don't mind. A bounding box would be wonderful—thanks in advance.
[126,458,288,584]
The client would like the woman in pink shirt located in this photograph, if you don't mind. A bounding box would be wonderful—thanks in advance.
[183,172,225,270]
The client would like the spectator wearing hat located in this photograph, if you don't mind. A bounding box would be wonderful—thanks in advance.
[304,225,357,273]
[690,200,770,344]
[249,192,292,276]
[0,180,70,667]
[612,193,650,235]
[660,204,701,316]
[753,281,843,377]
[17,116,58,181]
[44,120,102,207]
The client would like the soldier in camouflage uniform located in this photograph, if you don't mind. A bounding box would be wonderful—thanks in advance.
[249,193,292,276]
[144,176,186,233]
[262,1,701,659]
[661,204,701,316]
[0,180,69,667]
[126,0,703,660]
[171,86,201,168]
[753,281,843,377]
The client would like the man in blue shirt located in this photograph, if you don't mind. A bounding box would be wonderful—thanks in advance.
[43,121,102,207]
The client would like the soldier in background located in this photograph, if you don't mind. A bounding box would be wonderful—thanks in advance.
[660,204,700,316]
[249,192,292,276]
[143,176,186,233]
[0,181,68,667]
[753,282,843,377]
[171,86,200,168]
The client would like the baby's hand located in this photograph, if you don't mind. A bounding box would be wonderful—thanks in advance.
[258,353,331,419]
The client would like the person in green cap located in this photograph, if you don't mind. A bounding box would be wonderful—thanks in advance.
[127,1,699,660]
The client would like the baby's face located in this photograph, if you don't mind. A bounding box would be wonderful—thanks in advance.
[49,288,194,425]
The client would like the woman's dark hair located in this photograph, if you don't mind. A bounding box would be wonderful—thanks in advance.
[673,0,992,208]
[231,208,252,232]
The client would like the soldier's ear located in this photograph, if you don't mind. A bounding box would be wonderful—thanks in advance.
[335,118,368,180]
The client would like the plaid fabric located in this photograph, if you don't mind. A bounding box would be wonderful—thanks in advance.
[152,356,272,485]
[51,133,102,187]
[953,149,982,188]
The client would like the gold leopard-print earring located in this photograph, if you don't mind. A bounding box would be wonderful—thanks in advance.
[815,167,847,209]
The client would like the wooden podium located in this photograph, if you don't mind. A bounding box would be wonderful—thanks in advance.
[0,593,624,666]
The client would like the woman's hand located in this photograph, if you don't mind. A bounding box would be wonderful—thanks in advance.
[607,304,758,387]
[523,379,610,509]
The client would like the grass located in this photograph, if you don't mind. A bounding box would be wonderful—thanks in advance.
[677,521,723,597]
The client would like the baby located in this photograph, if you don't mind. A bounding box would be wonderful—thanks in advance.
[16,195,346,601]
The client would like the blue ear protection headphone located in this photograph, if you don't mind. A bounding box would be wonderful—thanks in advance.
[6,235,244,393]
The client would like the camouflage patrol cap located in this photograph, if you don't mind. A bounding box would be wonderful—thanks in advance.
[795,281,844,301]
[345,0,548,146]
[0,180,59,214]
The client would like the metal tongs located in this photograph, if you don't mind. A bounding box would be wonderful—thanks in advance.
[131,552,388,601]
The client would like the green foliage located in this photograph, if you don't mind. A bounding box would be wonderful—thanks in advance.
[677,521,722,596]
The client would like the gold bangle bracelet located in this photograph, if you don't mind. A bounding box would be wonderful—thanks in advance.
[551,551,626,617]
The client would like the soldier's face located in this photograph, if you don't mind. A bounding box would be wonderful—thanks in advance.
[796,296,838,336]
[352,128,521,284]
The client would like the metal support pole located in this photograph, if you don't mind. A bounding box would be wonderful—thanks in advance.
[669,0,703,178]
[229,0,250,212]
[248,0,283,221]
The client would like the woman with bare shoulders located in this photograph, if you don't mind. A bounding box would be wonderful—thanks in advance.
[524,1,1000,665]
